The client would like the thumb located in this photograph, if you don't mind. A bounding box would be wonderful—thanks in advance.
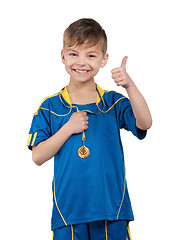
[121,56,128,68]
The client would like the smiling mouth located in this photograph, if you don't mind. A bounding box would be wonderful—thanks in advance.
[73,69,90,73]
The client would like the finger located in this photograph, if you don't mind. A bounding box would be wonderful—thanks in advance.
[114,75,126,83]
[83,122,89,129]
[111,72,123,79]
[111,67,121,74]
[120,56,128,68]
[84,125,88,130]
[79,111,87,116]
[83,116,89,122]
[115,79,128,87]
[114,79,123,86]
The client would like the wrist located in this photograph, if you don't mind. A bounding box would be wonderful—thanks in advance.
[125,80,137,93]
[64,121,74,137]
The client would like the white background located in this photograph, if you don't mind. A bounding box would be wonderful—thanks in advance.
[1,0,176,239]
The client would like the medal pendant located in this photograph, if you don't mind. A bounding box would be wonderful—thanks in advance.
[78,143,90,159]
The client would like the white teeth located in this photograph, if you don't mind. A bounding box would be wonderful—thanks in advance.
[74,69,89,73]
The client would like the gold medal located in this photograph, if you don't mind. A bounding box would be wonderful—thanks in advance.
[78,142,90,159]
[78,131,90,159]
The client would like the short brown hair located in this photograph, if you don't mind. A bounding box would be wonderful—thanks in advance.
[63,18,107,55]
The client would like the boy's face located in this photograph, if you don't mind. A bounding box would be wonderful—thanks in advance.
[61,42,108,84]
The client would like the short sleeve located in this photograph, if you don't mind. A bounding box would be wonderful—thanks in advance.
[118,97,147,140]
[27,100,51,150]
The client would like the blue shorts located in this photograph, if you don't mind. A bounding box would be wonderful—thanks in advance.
[52,220,132,240]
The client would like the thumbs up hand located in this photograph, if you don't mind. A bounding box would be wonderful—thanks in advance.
[111,56,133,89]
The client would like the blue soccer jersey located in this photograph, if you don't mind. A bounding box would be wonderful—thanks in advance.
[27,84,147,230]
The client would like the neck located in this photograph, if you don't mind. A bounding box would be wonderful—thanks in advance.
[67,79,96,93]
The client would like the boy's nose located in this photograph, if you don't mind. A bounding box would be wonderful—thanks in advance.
[77,56,86,65]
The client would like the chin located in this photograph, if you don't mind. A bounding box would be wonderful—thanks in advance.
[70,74,95,83]
[73,78,93,83]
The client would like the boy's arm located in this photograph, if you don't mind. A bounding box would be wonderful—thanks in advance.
[32,112,88,166]
[111,56,152,130]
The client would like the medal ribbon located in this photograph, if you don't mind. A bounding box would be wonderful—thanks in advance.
[76,108,86,143]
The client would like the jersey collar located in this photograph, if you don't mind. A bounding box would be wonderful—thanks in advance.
[60,84,105,107]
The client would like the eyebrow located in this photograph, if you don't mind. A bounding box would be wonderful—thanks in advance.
[67,48,100,55]
[67,48,77,52]
[88,51,100,54]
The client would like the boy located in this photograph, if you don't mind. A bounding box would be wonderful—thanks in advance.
[27,18,152,239]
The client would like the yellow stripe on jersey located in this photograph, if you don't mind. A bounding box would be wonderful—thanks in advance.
[53,178,68,226]
[127,224,132,240]
[105,220,108,240]
[96,85,105,104]
[31,132,37,146]
[27,134,32,146]
[60,87,72,105]
[71,225,74,240]
[35,93,59,115]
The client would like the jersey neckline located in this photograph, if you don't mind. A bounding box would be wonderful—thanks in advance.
[60,84,105,107]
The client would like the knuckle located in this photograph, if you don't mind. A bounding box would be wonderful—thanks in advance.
[111,68,116,73]
[81,112,86,117]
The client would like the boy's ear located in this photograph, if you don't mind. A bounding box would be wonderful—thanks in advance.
[61,50,65,64]
[101,53,109,68]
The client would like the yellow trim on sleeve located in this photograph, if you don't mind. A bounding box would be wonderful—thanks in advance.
[27,134,32,146]
[31,132,37,146]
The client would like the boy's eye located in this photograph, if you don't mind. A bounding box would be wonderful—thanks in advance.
[88,54,96,58]
[69,53,77,57]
